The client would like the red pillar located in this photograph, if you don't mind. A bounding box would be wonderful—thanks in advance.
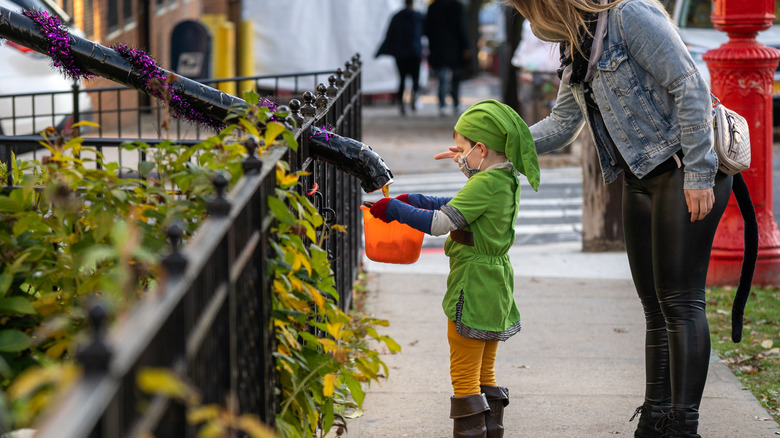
[704,0,780,285]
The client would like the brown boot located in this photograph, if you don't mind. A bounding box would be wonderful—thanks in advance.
[480,386,509,438]
[450,393,490,438]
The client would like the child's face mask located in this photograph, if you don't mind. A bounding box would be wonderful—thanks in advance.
[458,146,484,178]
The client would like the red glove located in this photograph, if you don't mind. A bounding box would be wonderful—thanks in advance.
[395,194,410,204]
[369,197,393,223]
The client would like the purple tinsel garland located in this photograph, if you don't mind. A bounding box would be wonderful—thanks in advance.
[21,10,281,132]
[113,43,226,130]
[22,9,93,81]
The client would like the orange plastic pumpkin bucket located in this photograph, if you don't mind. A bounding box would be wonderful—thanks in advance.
[361,205,424,264]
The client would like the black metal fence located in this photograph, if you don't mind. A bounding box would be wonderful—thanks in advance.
[4,58,364,437]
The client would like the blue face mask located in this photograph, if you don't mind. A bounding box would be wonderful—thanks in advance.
[458,147,484,178]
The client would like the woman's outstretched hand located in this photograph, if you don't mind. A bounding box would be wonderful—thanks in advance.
[684,188,715,222]
[434,146,459,162]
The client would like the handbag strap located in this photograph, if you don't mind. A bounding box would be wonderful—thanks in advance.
[710,92,721,108]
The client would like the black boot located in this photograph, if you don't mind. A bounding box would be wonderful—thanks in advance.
[656,408,700,438]
[450,393,490,438]
[480,386,509,438]
[630,402,670,437]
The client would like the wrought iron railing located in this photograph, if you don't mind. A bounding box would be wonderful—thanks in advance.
[7,57,366,437]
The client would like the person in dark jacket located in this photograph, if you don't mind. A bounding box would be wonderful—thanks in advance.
[376,0,425,115]
[425,0,470,116]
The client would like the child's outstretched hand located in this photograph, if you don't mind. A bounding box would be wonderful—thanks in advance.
[433,146,459,162]
[368,198,393,223]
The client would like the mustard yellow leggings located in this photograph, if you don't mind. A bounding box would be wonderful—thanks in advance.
[447,319,499,397]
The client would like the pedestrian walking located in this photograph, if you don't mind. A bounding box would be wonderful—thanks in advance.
[500,0,730,436]
[376,0,425,115]
[367,100,540,438]
[424,0,470,116]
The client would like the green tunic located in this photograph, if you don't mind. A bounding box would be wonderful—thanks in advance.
[443,167,522,337]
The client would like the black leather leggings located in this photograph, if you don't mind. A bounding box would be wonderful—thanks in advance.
[622,166,732,410]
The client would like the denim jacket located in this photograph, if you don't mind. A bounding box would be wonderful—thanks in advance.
[530,0,717,190]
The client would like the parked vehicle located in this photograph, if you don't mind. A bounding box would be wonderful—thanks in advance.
[0,0,92,136]
[664,0,780,125]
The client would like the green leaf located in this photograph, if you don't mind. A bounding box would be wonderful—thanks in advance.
[12,213,46,237]
[344,375,365,407]
[0,297,36,315]
[138,161,155,178]
[0,274,13,297]
[0,197,23,213]
[267,196,296,226]
[110,189,127,203]
[0,330,31,352]
[382,336,402,353]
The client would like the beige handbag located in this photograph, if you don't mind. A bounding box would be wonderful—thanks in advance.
[711,94,751,175]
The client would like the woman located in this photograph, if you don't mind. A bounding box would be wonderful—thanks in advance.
[514,0,732,436]
[439,0,730,436]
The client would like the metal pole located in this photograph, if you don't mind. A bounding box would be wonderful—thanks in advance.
[0,6,246,127]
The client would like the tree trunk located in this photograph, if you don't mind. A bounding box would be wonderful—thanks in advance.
[580,132,626,252]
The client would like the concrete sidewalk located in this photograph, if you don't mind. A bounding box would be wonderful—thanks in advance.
[345,245,780,437]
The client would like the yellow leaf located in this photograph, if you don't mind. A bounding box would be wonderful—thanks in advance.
[326,322,345,340]
[187,405,221,424]
[264,121,287,146]
[318,338,337,353]
[73,120,99,128]
[239,119,260,138]
[322,373,338,397]
[330,224,347,234]
[45,339,70,359]
[237,414,277,438]
[288,275,303,292]
[275,167,298,187]
[760,339,774,349]
[295,252,312,276]
[7,364,78,400]
[196,420,225,438]
[309,286,325,310]
[136,368,200,405]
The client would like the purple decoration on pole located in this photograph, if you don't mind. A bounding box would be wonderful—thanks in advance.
[113,43,225,130]
[21,9,93,81]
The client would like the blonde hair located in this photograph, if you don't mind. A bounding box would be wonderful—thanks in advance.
[505,0,670,58]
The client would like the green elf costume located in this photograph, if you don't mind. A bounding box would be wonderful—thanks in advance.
[370,99,539,438]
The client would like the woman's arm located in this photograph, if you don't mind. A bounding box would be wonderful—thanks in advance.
[528,79,587,155]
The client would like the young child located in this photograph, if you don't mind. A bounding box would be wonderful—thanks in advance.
[368,99,540,438]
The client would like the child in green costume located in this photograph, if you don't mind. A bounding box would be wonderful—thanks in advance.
[368,99,540,438]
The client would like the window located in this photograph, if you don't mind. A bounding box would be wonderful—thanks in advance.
[107,0,118,32]
[123,0,133,25]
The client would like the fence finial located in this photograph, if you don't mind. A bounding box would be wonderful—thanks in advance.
[289,99,305,127]
[315,84,329,109]
[77,301,112,375]
[343,62,353,79]
[326,76,338,97]
[334,68,346,87]
[242,137,263,173]
[275,105,294,130]
[207,173,231,217]
[301,91,317,118]
[162,223,188,276]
